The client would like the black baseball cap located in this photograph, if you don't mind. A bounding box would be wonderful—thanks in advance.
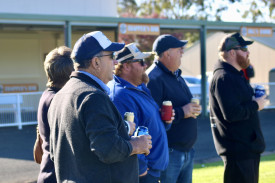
[220,32,253,51]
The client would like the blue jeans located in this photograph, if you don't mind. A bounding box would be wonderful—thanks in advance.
[161,148,195,183]
[139,173,160,183]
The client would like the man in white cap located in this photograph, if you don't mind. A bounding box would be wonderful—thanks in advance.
[146,34,201,183]
[48,31,152,183]
[108,43,173,183]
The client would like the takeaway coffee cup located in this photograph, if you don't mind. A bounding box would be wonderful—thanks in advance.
[124,112,134,122]
[161,101,172,121]
[124,112,135,135]
[191,98,200,105]
[191,98,200,116]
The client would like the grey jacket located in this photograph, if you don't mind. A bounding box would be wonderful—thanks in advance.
[48,72,138,183]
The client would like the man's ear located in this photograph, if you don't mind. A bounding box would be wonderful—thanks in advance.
[117,63,130,76]
[91,57,100,70]
[229,49,235,56]
[163,50,169,58]
[123,63,132,71]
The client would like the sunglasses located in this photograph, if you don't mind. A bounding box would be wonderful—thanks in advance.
[232,47,248,52]
[97,53,115,60]
[122,59,146,66]
[131,59,146,66]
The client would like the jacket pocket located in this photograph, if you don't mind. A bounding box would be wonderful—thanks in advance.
[249,131,265,154]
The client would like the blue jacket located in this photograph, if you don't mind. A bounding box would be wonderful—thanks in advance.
[108,76,169,178]
[146,61,197,152]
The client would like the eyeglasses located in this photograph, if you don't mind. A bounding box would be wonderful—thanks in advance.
[97,53,115,60]
[131,59,146,66]
[232,47,248,52]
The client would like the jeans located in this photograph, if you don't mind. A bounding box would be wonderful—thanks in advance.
[139,173,160,183]
[161,148,195,183]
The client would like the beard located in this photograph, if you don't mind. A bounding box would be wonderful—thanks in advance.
[236,53,250,69]
[141,73,149,84]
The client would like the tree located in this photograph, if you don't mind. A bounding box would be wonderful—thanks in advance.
[117,0,275,22]
[118,0,238,21]
[117,0,205,66]
[242,0,275,22]
[117,0,139,17]
[117,0,275,66]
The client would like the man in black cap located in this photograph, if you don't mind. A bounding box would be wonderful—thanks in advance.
[48,31,152,183]
[209,32,266,183]
[146,34,201,183]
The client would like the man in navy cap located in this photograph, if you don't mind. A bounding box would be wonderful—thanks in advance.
[146,34,201,183]
[209,32,266,183]
[48,31,152,183]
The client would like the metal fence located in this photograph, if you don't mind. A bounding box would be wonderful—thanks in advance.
[0,92,42,129]
[0,82,274,130]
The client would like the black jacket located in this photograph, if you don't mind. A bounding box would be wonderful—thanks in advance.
[37,87,58,183]
[146,61,197,152]
[209,61,265,160]
[49,72,138,183]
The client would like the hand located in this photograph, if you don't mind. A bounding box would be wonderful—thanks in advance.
[164,109,175,124]
[139,169,148,177]
[129,135,152,156]
[159,109,175,124]
[182,103,202,119]
[127,121,136,136]
[253,95,267,111]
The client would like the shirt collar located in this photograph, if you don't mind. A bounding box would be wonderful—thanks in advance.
[113,75,150,94]
[155,60,182,78]
[77,71,110,94]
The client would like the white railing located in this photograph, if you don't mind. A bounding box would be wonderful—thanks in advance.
[0,92,42,129]
[0,82,274,129]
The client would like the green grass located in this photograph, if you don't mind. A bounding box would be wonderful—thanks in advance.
[193,154,275,183]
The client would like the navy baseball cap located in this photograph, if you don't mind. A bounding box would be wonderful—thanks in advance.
[71,31,125,62]
[152,34,188,55]
[220,32,253,51]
